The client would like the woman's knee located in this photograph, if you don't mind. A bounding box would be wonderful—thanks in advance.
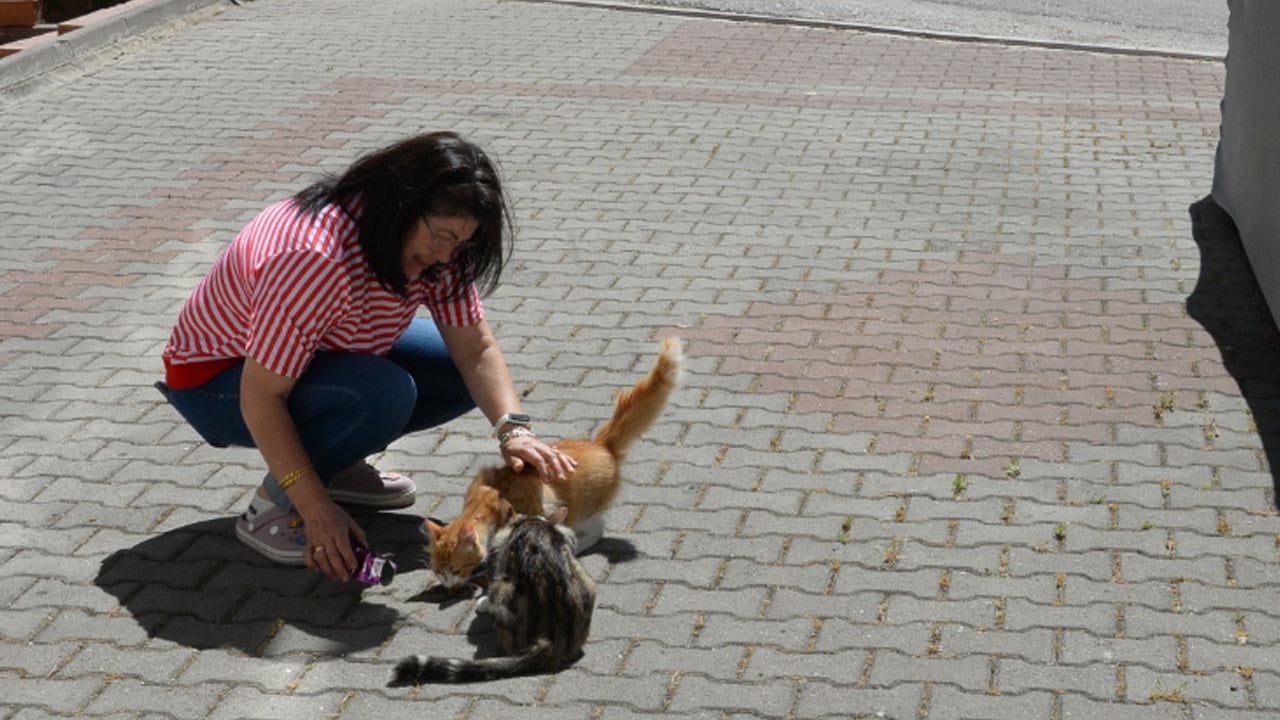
[388,320,475,425]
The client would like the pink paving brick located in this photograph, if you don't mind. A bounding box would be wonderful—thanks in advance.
[626,21,1223,98]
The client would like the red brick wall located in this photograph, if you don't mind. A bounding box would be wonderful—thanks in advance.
[0,0,39,27]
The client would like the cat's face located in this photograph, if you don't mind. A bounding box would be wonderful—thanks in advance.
[425,486,511,589]
[425,519,486,589]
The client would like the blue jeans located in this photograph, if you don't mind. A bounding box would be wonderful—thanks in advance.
[162,318,475,510]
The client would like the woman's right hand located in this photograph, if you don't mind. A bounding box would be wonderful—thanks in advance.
[295,495,369,580]
[239,360,369,579]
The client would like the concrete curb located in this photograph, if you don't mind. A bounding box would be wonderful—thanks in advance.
[0,0,228,94]
[519,0,1226,63]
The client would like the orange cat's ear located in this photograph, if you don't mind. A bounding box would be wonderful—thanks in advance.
[425,518,445,545]
[460,523,476,544]
[499,499,514,523]
[548,506,569,526]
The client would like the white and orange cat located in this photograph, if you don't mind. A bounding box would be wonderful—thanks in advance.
[425,338,683,589]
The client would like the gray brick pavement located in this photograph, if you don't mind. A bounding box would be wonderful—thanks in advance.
[1,0,1274,717]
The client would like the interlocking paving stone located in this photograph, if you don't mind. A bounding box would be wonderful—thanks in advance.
[176,649,305,691]
[761,588,883,622]
[590,607,699,646]
[1184,637,1280,675]
[541,669,670,711]
[0,0,1263,717]
[790,682,921,719]
[927,687,1055,720]
[468,700,594,720]
[1124,666,1250,708]
[1250,672,1280,710]
[997,657,1120,698]
[937,625,1057,664]
[338,694,473,719]
[693,615,816,651]
[12,579,118,613]
[666,674,794,715]
[0,674,105,714]
[868,650,990,693]
[0,642,78,677]
[83,677,224,718]
[206,687,347,720]
[33,609,152,646]
[622,641,744,680]
[813,617,933,654]
[1002,599,1117,634]
[0,607,50,641]
[57,644,192,683]
[649,586,770,618]
[1061,631,1180,670]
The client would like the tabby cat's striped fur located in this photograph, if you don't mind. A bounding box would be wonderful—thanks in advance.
[391,508,596,684]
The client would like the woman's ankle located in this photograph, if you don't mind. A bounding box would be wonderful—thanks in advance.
[253,483,292,512]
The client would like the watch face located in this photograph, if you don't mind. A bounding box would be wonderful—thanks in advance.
[493,413,533,437]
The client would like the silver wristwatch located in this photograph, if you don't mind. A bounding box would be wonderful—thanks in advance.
[492,412,532,436]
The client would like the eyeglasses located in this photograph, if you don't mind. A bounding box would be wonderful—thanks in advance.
[423,217,477,257]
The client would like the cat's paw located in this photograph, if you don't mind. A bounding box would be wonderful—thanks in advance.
[572,514,606,554]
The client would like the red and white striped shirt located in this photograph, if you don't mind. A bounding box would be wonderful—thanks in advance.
[162,197,483,389]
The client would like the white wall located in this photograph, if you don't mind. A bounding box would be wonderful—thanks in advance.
[1214,0,1280,318]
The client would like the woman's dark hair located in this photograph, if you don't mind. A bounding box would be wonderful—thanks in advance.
[294,131,512,298]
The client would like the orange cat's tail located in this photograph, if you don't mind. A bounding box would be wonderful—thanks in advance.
[594,338,683,459]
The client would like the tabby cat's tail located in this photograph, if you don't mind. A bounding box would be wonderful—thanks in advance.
[594,337,683,459]
[391,639,554,684]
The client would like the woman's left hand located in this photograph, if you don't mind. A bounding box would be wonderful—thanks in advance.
[502,434,577,482]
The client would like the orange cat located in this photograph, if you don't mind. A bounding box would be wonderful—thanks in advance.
[426,338,683,589]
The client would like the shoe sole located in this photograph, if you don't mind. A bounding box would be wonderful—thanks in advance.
[235,523,307,566]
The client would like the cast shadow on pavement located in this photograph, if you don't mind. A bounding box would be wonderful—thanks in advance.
[92,510,429,654]
[587,536,640,564]
[1187,195,1280,505]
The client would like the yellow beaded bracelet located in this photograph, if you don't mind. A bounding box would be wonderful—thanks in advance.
[276,463,314,492]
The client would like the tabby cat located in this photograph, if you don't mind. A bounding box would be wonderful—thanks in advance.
[392,506,596,684]
[426,338,682,589]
